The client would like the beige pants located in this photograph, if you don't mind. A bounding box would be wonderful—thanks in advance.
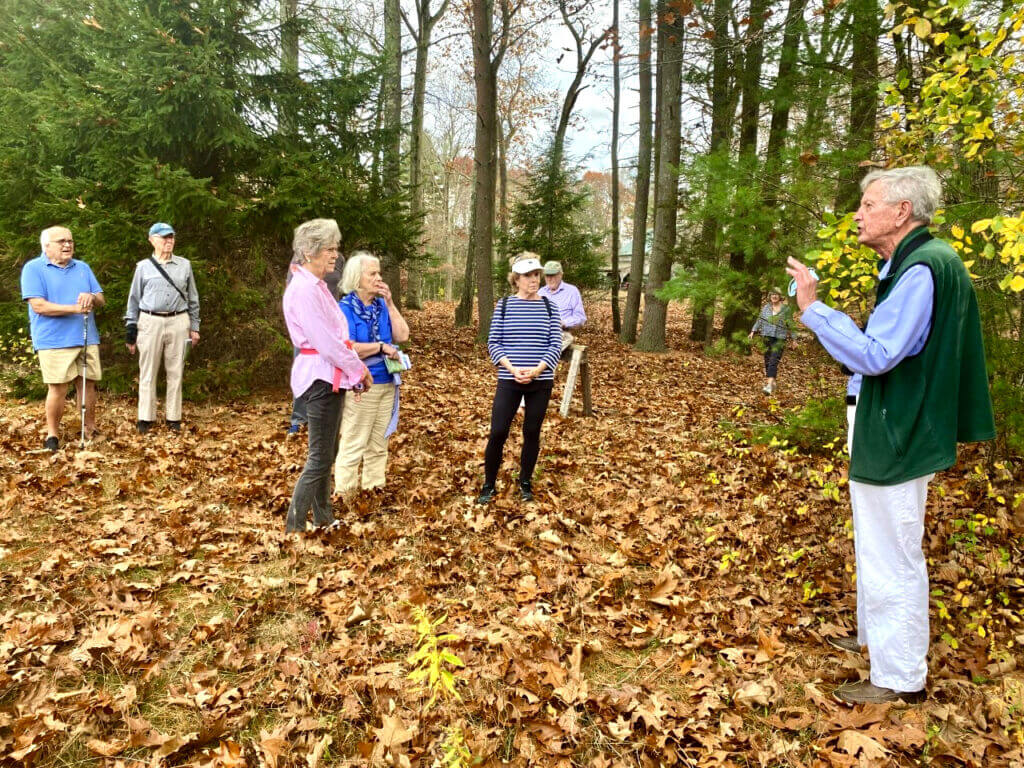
[560,331,574,353]
[38,345,102,384]
[334,382,395,493]
[137,312,189,421]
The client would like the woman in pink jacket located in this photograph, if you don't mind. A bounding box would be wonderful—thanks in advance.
[282,219,372,532]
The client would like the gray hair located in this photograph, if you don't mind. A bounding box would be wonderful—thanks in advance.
[340,250,379,294]
[40,226,65,249]
[292,218,341,263]
[860,166,942,225]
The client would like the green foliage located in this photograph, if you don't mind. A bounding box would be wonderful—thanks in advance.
[0,327,44,399]
[506,143,604,289]
[0,0,416,395]
[439,726,474,768]
[751,396,847,454]
[406,608,464,710]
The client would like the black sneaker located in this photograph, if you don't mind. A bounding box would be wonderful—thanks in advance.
[476,483,496,505]
[166,420,181,432]
[519,481,533,501]
[137,420,154,435]
[44,436,59,452]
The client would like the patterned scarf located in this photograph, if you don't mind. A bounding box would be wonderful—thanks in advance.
[341,292,383,342]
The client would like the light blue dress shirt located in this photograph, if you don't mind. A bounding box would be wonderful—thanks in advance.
[800,261,935,398]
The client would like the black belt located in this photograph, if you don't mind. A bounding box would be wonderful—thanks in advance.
[846,395,857,406]
[141,309,187,317]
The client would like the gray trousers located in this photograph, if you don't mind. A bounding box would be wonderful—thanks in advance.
[286,380,344,532]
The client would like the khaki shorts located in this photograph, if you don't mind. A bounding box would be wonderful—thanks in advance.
[38,345,102,384]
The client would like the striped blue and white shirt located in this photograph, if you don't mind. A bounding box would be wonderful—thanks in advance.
[487,296,562,381]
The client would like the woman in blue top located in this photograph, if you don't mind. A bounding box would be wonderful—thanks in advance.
[477,253,562,504]
[333,251,410,496]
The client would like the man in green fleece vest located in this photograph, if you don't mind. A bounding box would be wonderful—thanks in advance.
[786,166,995,705]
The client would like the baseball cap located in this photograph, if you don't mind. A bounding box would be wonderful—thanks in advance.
[511,257,544,274]
[148,222,175,237]
[543,260,562,275]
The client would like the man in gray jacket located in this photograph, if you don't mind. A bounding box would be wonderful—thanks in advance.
[124,223,200,433]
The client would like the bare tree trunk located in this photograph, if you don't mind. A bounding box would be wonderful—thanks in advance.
[552,0,611,166]
[637,0,685,352]
[689,0,731,343]
[279,0,298,137]
[621,0,652,345]
[497,119,509,244]
[404,0,450,310]
[762,0,807,201]
[721,0,768,339]
[382,0,404,306]
[469,0,497,338]
[834,0,878,212]
[610,0,621,333]
[456,184,477,326]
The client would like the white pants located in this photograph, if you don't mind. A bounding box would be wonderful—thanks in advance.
[334,383,394,493]
[137,312,189,421]
[849,475,933,692]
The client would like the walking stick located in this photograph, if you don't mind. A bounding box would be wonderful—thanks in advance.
[80,312,88,449]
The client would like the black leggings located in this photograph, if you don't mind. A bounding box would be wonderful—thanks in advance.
[763,337,786,378]
[483,381,553,485]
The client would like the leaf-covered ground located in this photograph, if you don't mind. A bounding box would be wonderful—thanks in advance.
[1,301,1022,767]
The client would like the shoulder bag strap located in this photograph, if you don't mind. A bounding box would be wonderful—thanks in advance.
[148,256,189,304]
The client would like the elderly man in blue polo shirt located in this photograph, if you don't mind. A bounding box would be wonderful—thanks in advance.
[537,260,586,353]
[124,223,201,434]
[20,226,106,452]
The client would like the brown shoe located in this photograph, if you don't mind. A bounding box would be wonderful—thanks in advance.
[826,633,862,654]
[834,680,925,705]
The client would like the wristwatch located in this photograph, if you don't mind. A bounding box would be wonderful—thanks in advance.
[379,342,384,354]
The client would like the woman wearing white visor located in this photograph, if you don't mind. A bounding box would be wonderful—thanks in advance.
[476,252,562,504]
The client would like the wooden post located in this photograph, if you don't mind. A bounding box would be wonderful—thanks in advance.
[559,345,592,417]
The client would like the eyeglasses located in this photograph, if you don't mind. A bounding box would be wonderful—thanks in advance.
[155,234,175,240]
[51,239,74,246]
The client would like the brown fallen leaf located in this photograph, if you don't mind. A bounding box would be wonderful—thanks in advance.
[836,729,888,761]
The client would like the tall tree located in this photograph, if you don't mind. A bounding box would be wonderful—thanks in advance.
[279,0,299,137]
[382,0,404,305]
[689,0,732,343]
[761,0,807,202]
[466,0,501,334]
[621,0,653,344]
[833,0,879,212]
[610,0,622,333]
[551,0,611,165]
[403,0,451,310]
[637,0,686,351]
[721,0,768,338]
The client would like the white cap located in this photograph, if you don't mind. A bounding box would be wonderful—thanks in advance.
[511,257,543,274]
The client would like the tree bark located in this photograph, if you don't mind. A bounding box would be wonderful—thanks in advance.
[456,182,478,326]
[610,0,621,333]
[404,0,449,310]
[833,0,879,213]
[382,0,404,306]
[689,0,731,343]
[469,0,498,338]
[620,0,652,344]
[721,0,768,339]
[552,0,611,166]
[637,0,684,352]
[279,0,299,137]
